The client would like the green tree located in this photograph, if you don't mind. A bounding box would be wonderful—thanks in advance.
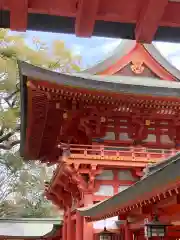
[0,29,81,217]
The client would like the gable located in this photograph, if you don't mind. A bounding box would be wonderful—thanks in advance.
[83,40,180,82]
[114,62,159,78]
[100,43,176,81]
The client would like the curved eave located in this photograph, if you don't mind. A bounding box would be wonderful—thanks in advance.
[82,40,135,74]
[46,164,63,192]
[144,43,180,81]
[83,40,180,81]
[43,224,61,238]
[0,218,62,238]
[77,152,180,221]
[19,61,180,96]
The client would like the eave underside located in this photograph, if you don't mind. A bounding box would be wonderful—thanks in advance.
[19,61,180,96]
[77,152,180,221]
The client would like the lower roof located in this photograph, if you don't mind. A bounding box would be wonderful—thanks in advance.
[19,61,180,96]
[0,218,62,238]
[77,152,180,221]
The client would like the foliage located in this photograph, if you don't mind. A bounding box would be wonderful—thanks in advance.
[0,152,59,217]
[0,29,81,217]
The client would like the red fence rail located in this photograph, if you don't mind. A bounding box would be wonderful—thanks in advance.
[61,144,179,164]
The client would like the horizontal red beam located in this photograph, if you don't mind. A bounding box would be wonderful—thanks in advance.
[75,0,99,37]
[66,158,156,168]
[9,0,28,31]
[135,0,169,43]
[2,1,180,25]
[2,1,180,36]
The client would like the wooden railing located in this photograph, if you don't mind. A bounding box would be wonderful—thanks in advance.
[62,144,179,164]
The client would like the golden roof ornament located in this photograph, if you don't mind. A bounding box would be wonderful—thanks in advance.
[131,61,145,74]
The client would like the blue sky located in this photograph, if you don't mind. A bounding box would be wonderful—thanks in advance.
[17,30,180,70]
[24,31,121,69]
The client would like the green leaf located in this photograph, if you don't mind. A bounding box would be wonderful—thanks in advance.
[0,109,17,128]
[0,30,81,218]
[71,64,81,72]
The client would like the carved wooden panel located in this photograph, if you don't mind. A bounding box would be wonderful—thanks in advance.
[92,116,178,149]
[114,62,159,78]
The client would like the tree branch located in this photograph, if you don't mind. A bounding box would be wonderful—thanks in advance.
[4,89,19,108]
[0,124,20,143]
[0,126,5,137]
[0,140,20,150]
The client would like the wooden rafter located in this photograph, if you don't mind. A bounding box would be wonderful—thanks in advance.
[135,0,169,43]
[9,0,28,31]
[75,0,99,37]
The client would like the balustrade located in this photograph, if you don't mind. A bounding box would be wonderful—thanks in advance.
[61,144,179,163]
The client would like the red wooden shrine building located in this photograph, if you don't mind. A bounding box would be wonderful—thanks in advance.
[78,152,180,240]
[19,40,180,240]
[2,0,180,42]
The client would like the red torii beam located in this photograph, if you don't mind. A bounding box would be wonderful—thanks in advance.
[135,0,169,43]
[75,0,99,37]
[9,0,28,31]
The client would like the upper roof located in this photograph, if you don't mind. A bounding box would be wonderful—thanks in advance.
[83,40,180,81]
[2,1,180,42]
[77,152,180,221]
[19,60,180,161]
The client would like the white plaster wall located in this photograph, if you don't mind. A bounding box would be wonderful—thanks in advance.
[93,216,118,230]
[102,132,115,140]
[118,170,137,181]
[95,170,114,180]
[94,185,114,196]
[119,132,130,140]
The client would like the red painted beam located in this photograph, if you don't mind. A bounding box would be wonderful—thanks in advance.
[75,0,99,37]
[135,0,169,43]
[9,0,28,31]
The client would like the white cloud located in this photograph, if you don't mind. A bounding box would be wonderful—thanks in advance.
[101,40,122,54]
[155,42,180,57]
[71,44,84,55]
[154,41,180,70]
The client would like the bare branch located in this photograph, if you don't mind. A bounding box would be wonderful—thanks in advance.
[4,89,19,108]
[0,124,20,143]
[0,126,5,137]
[0,140,20,150]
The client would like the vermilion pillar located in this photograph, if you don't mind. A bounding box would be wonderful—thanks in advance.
[124,221,133,240]
[84,219,93,240]
[67,208,73,240]
[62,216,67,240]
[83,193,94,240]
[76,211,83,240]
